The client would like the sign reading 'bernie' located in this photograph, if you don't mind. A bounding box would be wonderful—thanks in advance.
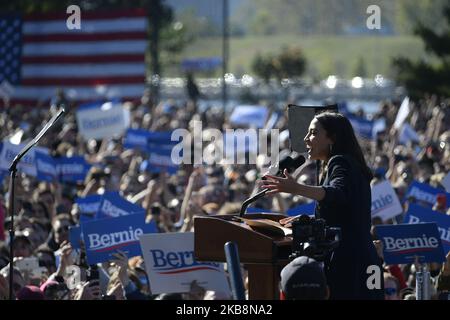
[376,222,445,265]
[82,212,157,264]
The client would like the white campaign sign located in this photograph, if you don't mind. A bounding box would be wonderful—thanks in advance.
[0,140,49,177]
[371,180,404,222]
[139,232,230,295]
[393,96,410,129]
[76,102,130,140]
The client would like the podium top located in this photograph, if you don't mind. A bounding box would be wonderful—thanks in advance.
[194,214,293,264]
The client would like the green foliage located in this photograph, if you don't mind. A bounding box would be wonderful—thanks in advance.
[394,0,449,34]
[275,46,307,79]
[233,0,397,36]
[0,0,70,13]
[251,46,306,82]
[251,53,275,83]
[160,21,194,67]
[176,8,220,37]
[392,4,450,98]
[248,9,276,35]
[182,35,425,79]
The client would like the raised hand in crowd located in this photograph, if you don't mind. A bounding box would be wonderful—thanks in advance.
[186,280,206,300]
[55,241,73,279]
[441,251,450,277]
[106,282,125,300]
[373,240,384,260]
[110,251,129,288]
[437,251,450,292]
[178,168,207,231]
[74,280,101,300]
[50,180,63,211]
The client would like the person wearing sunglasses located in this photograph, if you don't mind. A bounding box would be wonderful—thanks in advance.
[45,214,74,251]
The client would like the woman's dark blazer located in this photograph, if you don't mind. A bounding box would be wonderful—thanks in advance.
[316,154,384,300]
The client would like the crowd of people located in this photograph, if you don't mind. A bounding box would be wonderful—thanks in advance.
[0,87,449,300]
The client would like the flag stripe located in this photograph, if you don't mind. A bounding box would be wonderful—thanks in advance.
[23,31,148,43]
[23,18,147,35]
[24,9,147,22]
[23,40,147,56]
[10,84,145,100]
[21,54,144,64]
[1,96,141,108]
[22,76,145,86]
[22,63,145,78]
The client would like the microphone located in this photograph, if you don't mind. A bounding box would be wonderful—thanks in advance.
[239,154,306,217]
[266,154,306,177]
[280,154,306,174]
[8,106,65,300]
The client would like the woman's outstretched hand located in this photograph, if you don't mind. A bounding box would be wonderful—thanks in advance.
[261,169,299,195]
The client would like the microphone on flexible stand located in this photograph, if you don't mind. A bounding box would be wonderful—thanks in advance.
[8,106,65,300]
[239,154,306,217]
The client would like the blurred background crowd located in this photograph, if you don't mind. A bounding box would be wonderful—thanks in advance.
[0,89,448,300]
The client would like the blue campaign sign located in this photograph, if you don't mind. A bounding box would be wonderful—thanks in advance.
[145,146,178,175]
[124,128,151,151]
[406,180,450,208]
[403,203,450,255]
[0,169,7,185]
[69,225,82,250]
[337,102,350,115]
[286,202,316,217]
[229,105,269,128]
[75,194,102,215]
[79,213,95,223]
[147,131,174,143]
[36,153,91,183]
[376,223,445,264]
[124,129,177,154]
[372,118,386,138]
[35,151,57,182]
[96,192,145,219]
[82,213,157,264]
[346,114,374,140]
[56,156,91,183]
[147,131,178,153]
[181,57,222,72]
[75,191,120,216]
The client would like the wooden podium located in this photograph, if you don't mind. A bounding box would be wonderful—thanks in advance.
[194,213,292,300]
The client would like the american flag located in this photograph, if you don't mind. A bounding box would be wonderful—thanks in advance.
[0,9,148,108]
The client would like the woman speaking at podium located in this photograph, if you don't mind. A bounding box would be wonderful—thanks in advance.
[262,112,384,300]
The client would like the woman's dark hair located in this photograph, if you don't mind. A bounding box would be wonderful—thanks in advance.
[315,112,373,181]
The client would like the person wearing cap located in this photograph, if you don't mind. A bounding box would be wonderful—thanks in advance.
[280,256,329,300]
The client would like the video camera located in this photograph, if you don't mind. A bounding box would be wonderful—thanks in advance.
[290,215,341,262]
